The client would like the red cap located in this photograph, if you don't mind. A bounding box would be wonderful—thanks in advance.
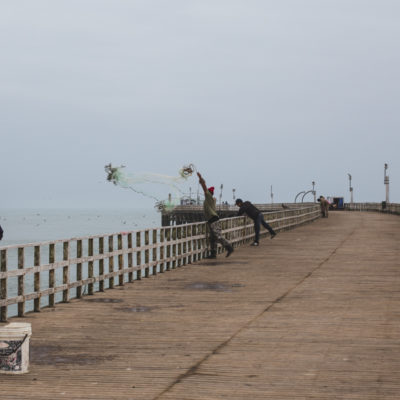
[208,186,215,194]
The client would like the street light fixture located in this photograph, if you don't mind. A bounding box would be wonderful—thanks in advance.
[384,163,389,204]
[348,173,353,204]
[232,188,236,203]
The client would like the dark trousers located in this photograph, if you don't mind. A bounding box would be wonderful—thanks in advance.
[254,213,275,242]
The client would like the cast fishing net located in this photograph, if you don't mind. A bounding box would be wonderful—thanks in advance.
[105,163,196,211]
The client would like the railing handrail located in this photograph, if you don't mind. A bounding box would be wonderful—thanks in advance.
[0,205,321,321]
[0,205,317,251]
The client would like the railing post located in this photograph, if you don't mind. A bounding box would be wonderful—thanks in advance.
[108,235,114,289]
[192,225,197,262]
[34,245,41,310]
[166,228,171,271]
[49,243,55,307]
[62,242,69,303]
[186,225,192,264]
[0,249,7,322]
[152,229,158,275]
[18,247,25,317]
[99,237,105,291]
[144,230,150,278]
[118,234,124,286]
[159,229,165,273]
[177,226,182,267]
[88,238,94,294]
[76,240,82,298]
[128,233,133,282]
[182,225,187,266]
[136,232,142,280]
[172,227,177,268]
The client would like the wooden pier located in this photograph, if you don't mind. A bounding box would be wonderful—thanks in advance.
[1,209,400,399]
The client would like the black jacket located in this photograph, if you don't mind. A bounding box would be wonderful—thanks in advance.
[237,201,260,221]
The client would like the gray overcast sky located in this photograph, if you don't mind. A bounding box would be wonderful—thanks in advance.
[1,0,399,208]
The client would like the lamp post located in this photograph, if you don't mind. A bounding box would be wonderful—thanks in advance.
[270,185,274,204]
[232,188,236,204]
[384,163,389,204]
[312,181,316,202]
[219,184,223,207]
[348,173,353,204]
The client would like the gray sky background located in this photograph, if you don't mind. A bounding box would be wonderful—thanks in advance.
[1,0,399,209]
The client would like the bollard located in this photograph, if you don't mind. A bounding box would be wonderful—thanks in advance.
[0,323,32,374]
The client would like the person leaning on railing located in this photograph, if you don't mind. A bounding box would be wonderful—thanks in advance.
[235,199,277,246]
[317,196,329,218]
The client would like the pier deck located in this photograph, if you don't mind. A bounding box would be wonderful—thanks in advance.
[2,211,400,399]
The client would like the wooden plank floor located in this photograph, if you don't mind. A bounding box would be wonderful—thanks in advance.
[1,212,400,399]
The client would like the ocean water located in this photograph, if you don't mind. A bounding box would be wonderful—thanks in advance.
[0,208,161,247]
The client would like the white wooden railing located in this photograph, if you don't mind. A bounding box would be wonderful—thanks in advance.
[0,205,320,321]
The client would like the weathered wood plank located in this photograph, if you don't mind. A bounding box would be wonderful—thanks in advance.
[0,212,399,400]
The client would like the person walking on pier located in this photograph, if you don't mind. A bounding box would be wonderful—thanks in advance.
[197,172,234,259]
[235,199,276,246]
[317,196,329,218]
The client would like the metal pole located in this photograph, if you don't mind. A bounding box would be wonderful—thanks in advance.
[348,173,353,204]
[384,163,389,203]
[312,181,316,202]
[270,185,273,204]
[232,188,236,203]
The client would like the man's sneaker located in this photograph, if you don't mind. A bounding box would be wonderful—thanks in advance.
[270,233,276,239]
[251,242,259,246]
[226,246,234,257]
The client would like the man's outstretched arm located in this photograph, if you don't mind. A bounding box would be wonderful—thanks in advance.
[197,172,208,195]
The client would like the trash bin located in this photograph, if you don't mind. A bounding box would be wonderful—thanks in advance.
[0,323,32,374]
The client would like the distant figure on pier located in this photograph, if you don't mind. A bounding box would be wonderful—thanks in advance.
[235,199,277,246]
[317,196,329,218]
[0,224,3,240]
[281,203,289,209]
[197,172,234,259]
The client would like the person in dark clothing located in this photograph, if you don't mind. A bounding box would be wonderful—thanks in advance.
[0,225,3,241]
[235,199,276,246]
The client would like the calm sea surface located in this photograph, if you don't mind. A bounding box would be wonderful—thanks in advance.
[0,208,161,247]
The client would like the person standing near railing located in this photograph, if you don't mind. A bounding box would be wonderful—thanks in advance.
[197,172,234,259]
[235,199,277,246]
[0,225,3,241]
[317,196,329,218]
